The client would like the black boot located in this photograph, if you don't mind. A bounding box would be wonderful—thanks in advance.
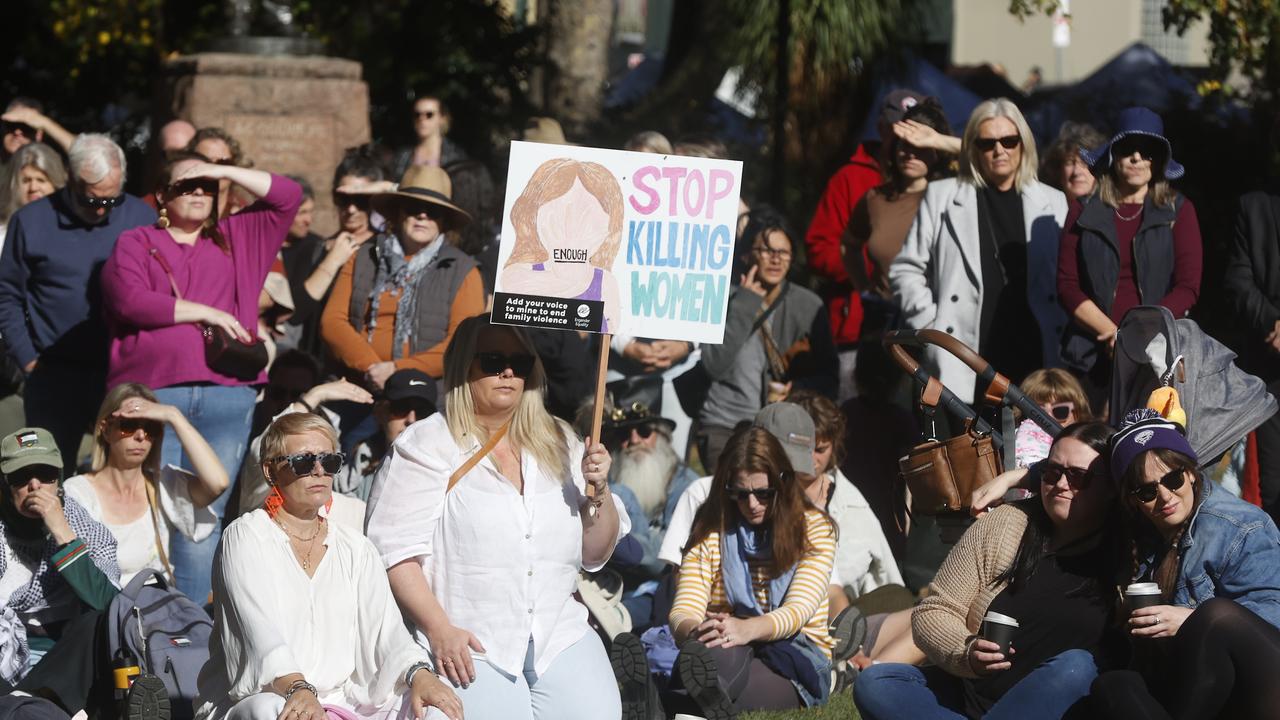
[610,632,664,720]
[676,640,734,720]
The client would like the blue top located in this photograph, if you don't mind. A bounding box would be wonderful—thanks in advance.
[1141,480,1280,629]
[0,189,155,368]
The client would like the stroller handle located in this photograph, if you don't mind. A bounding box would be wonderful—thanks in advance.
[883,329,1063,438]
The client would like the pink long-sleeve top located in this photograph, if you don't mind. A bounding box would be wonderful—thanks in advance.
[102,174,302,389]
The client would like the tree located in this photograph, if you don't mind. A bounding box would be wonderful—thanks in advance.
[540,0,614,140]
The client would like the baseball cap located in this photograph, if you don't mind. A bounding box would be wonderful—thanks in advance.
[383,369,437,407]
[877,89,928,136]
[752,402,816,476]
[1,427,63,476]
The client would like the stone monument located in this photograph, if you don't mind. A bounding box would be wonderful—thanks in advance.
[161,4,368,236]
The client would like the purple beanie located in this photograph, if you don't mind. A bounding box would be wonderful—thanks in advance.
[1109,409,1197,481]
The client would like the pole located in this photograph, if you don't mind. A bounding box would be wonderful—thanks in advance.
[586,333,613,500]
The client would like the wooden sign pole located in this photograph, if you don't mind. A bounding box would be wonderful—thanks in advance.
[585,333,612,501]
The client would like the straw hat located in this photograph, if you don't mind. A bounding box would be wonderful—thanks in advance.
[372,166,472,230]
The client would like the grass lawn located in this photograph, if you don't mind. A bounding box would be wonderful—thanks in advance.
[740,692,860,720]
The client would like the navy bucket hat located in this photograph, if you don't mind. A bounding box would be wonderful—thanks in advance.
[1080,106,1184,180]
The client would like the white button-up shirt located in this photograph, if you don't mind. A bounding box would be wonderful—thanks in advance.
[366,413,629,677]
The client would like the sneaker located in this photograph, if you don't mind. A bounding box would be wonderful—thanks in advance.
[125,675,170,720]
[676,641,734,720]
[829,606,867,663]
[611,632,662,720]
[831,658,860,695]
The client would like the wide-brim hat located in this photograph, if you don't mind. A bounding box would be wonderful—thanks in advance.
[602,377,676,435]
[371,166,472,230]
[1080,106,1185,180]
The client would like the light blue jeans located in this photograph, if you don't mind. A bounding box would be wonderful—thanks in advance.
[154,384,256,605]
[451,631,621,720]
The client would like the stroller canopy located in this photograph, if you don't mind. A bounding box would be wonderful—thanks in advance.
[1111,306,1277,466]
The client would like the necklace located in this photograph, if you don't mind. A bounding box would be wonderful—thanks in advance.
[1115,203,1143,222]
[276,517,325,571]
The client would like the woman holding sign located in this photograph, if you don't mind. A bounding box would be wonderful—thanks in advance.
[854,422,1122,720]
[365,314,630,720]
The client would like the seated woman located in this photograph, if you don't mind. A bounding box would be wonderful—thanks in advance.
[365,314,627,719]
[854,422,1120,720]
[194,412,461,720]
[667,425,838,718]
[0,428,120,713]
[1091,410,1280,720]
[63,383,227,588]
[321,167,485,390]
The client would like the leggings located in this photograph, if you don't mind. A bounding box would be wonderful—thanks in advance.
[1092,597,1280,720]
[663,644,801,715]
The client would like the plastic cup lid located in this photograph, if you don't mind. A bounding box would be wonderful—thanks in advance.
[982,611,1019,626]
[1126,582,1161,595]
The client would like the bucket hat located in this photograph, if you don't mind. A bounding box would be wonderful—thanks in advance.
[372,166,472,230]
[1080,106,1184,180]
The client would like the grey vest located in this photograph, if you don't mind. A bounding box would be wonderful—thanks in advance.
[347,237,478,356]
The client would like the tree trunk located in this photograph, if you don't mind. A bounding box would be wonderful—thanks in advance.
[542,0,613,140]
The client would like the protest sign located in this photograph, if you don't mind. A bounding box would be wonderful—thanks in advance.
[492,141,743,345]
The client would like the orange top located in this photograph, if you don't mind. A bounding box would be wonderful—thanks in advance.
[321,254,485,377]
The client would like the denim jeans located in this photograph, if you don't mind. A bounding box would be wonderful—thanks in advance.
[24,362,106,473]
[154,383,257,604]
[854,649,1098,720]
[450,632,621,720]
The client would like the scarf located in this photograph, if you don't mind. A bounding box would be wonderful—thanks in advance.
[366,233,444,360]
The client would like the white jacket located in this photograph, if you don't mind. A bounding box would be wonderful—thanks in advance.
[890,178,1068,402]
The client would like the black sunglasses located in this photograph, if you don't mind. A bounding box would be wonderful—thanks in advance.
[1112,138,1163,162]
[76,193,125,210]
[167,178,219,197]
[1043,401,1074,422]
[388,397,435,420]
[975,135,1021,152]
[1041,462,1094,490]
[475,351,535,378]
[1,121,35,137]
[1130,467,1188,504]
[611,424,655,444]
[725,486,777,502]
[6,466,59,488]
[333,192,371,210]
[272,451,345,477]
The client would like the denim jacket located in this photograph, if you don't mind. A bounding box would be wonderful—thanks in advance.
[1141,481,1280,629]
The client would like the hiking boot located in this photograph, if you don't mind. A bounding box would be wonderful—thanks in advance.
[829,606,867,663]
[126,674,170,720]
[676,640,734,720]
[610,632,663,720]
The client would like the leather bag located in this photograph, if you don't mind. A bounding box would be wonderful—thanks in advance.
[898,378,1001,515]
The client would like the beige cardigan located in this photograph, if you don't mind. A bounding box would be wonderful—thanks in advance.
[911,504,1028,678]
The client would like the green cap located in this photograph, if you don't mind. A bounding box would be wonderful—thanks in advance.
[1,427,63,475]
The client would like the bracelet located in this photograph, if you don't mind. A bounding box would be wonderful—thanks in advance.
[283,679,317,703]
[404,660,432,689]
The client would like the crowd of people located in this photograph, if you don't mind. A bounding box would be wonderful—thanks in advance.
[0,81,1277,720]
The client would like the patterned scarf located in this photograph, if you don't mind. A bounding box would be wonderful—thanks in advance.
[366,233,444,360]
[0,497,121,613]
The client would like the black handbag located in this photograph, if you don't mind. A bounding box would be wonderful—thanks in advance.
[146,241,268,381]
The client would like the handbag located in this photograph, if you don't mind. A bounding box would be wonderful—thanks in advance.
[897,378,1001,515]
[144,241,268,381]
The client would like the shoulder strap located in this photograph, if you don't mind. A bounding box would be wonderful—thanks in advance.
[142,236,184,300]
[447,421,510,493]
[143,477,176,584]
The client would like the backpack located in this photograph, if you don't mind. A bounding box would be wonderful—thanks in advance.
[107,570,213,720]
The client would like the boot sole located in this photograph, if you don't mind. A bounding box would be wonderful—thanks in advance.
[610,634,653,720]
[126,675,170,720]
[677,642,734,720]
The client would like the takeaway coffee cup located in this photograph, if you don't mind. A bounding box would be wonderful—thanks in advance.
[980,611,1019,655]
[1126,582,1162,611]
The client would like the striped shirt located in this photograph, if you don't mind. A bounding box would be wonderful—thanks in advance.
[669,510,836,656]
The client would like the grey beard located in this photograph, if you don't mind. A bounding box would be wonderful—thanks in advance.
[616,435,680,520]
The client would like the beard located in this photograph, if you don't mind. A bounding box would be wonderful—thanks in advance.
[616,433,680,521]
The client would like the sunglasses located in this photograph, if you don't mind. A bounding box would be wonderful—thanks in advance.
[725,486,777,502]
[112,418,162,440]
[611,424,655,445]
[1,121,35,137]
[388,397,435,420]
[475,351,535,378]
[1041,462,1095,490]
[415,110,438,120]
[6,467,59,488]
[272,451,345,477]
[167,178,219,197]
[975,135,1021,152]
[1112,138,1163,162]
[1041,401,1075,422]
[76,193,125,210]
[333,192,371,210]
[1130,467,1188,504]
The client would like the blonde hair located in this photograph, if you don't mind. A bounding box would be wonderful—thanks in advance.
[1020,368,1093,421]
[442,314,571,480]
[1097,172,1176,210]
[92,383,164,477]
[260,413,340,480]
[506,158,624,269]
[960,98,1039,191]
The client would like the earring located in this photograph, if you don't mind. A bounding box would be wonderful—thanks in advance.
[157,207,170,229]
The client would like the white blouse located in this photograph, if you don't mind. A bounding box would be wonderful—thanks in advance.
[365,413,630,677]
[194,510,428,720]
[64,466,216,585]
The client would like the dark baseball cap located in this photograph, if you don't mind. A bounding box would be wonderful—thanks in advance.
[383,369,437,406]
[877,89,928,136]
[1,427,63,476]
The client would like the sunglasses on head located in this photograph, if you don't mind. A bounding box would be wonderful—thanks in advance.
[1041,401,1075,422]
[112,417,162,440]
[1130,467,1188,504]
[6,467,59,488]
[475,351,535,378]
[167,178,219,197]
[272,451,345,477]
[76,193,125,210]
[333,192,371,210]
[1041,462,1095,490]
[975,135,1021,152]
[388,397,435,420]
[725,486,777,502]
